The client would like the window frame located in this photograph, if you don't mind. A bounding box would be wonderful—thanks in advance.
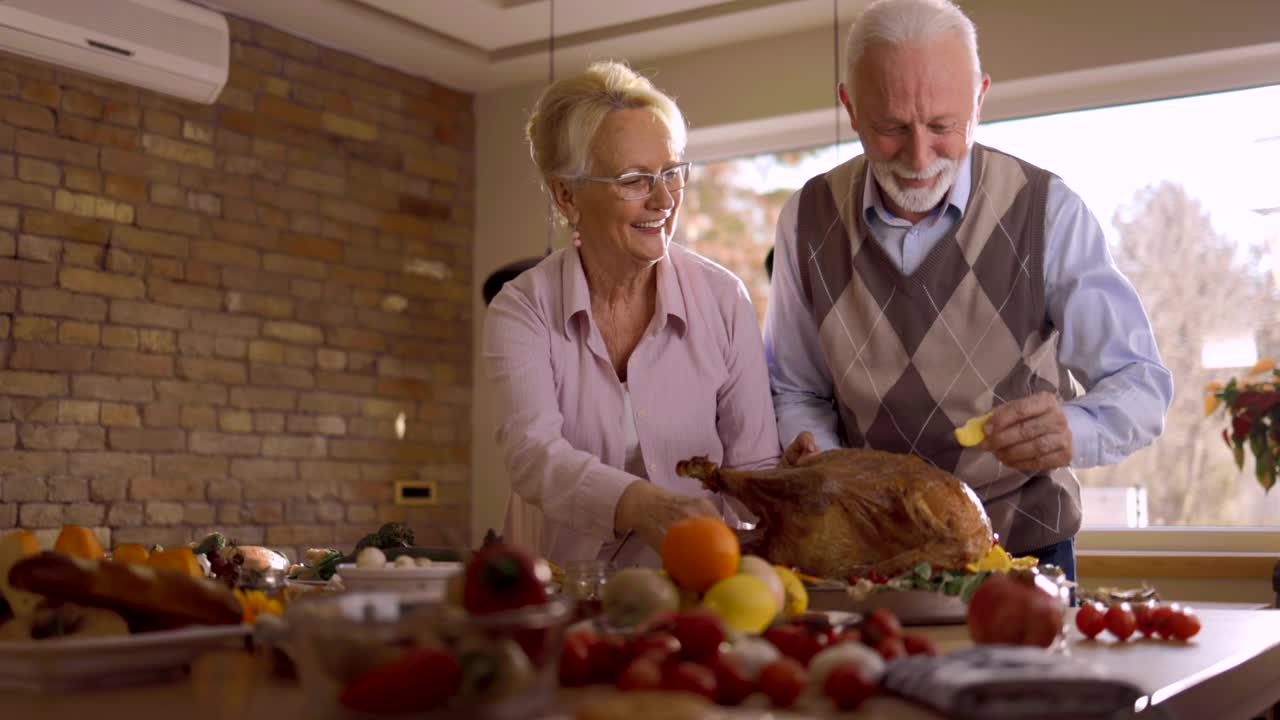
[685,41,1280,552]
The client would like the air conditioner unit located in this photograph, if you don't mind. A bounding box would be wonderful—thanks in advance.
[0,0,229,105]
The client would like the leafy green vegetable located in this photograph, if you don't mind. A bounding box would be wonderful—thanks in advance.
[854,561,991,602]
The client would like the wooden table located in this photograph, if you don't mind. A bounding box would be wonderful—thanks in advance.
[3,607,1279,720]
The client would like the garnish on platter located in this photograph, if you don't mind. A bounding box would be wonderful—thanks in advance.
[842,544,1041,603]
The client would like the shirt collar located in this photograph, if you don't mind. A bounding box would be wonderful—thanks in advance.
[862,147,974,227]
[561,247,687,336]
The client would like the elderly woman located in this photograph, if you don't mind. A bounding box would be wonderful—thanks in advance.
[483,61,780,568]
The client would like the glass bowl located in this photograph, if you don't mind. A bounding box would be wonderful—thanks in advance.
[283,592,574,719]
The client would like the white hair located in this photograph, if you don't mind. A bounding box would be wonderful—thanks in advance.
[845,0,982,93]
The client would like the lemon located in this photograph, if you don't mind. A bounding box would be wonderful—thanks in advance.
[773,565,809,616]
[702,574,777,633]
[964,544,1013,573]
[954,412,993,447]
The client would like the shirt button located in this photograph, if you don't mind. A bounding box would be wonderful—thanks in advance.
[637,409,646,418]
[648,463,656,471]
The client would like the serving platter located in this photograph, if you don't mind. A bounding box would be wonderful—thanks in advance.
[806,586,969,625]
[0,624,252,691]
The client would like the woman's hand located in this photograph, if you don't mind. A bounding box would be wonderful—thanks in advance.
[781,431,819,466]
[614,480,719,552]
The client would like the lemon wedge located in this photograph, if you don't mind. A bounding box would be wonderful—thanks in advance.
[954,412,993,447]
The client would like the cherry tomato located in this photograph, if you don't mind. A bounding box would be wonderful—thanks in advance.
[862,607,903,646]
[661,660,717,700]
[559,631,599,687]
[1104,603,1137,641]
[709,652,755,706]
[823,661,878,711]
[763,624,821,666]
[616,656,663,692]
[1132,602,1158,638]
[1151,604,1178,639]
[758,657,808,708]
[671,609,726,662]
[590,634,630,683]
[902,633,939,656]
[1075,602,1106,639]
[627,631,681,664]
[876,636,906,661]
[1166,608,1201,641]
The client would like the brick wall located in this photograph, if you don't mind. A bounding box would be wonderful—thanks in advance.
[0,16,474,558]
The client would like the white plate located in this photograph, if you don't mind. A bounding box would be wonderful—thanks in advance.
[0,624,252,691]
[335,562,462,596]
[807,587,969,625]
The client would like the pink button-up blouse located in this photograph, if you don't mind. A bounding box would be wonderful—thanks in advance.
[482,244,780,565]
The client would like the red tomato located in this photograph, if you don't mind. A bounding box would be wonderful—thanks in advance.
[627,631,681,664]
[671,609,726,662]
[1104,604,1137,641]
[590,634,630,684]
[831,626,863,646]
[661,660,717,700]
[763,624,821,666]
[709,652,755,706]
[340,647,460,714]
[876,636,906,661]
[823,661,878,711]
[967,573,1064,647]
[1151,605,1178,639]
[902,633,939,656]
[559,631,599,687]
[1075,602,1107,639]
[1166,608,1201,641]
[758,657,808,708]
[861,607,903,646]
[1132,602,1158,638]
[616,656,664,692]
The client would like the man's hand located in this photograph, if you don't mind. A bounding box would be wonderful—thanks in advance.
[782,431,819,466]
[982,392,1073,472]
[614,480,719,552]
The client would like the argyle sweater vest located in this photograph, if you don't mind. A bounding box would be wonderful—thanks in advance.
[794,144,1081,553]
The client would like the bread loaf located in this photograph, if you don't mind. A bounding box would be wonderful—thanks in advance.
[8,552,243,628]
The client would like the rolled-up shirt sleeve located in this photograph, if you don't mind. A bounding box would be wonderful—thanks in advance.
[717,278,783,471]
[483,285,635,541]
[765,191,843,452]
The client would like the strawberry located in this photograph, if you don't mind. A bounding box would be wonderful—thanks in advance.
[462,542,549,615]
[339,647,460,713]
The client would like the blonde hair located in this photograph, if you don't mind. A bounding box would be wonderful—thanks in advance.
[845,0,981,93]
[525,60,686,185]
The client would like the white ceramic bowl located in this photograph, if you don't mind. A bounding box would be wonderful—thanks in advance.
[335,562,463,597]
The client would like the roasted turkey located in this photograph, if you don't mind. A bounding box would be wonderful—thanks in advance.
[677,448,993,580]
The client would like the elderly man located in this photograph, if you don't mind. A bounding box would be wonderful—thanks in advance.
[764,0,1173,580]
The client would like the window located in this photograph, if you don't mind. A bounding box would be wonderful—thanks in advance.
[677,83,1280,528]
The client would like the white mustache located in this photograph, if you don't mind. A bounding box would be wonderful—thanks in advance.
[886,157,955,180]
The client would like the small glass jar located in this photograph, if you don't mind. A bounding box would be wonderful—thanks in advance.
[562,559,608,620]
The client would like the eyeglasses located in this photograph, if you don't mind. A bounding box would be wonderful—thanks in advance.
[574,162,690,201]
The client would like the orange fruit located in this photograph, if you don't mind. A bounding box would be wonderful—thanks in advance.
[112,543,150,565]
[660,516,740,594]
[53,525,105,559]
[148,547,204,577]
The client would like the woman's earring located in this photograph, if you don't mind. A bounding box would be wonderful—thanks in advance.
[571,224,582,248]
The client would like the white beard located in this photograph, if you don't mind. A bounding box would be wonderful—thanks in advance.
[870,156,958,215]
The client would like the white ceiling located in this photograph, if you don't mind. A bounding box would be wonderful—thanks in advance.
[198,0,870,93]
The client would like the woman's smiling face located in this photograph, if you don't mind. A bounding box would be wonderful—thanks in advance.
[572,108,683,267]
